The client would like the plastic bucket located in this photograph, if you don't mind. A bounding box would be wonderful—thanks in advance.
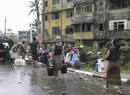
[47,66,54,76]
[61,64,67,74]
[97,59,108,72]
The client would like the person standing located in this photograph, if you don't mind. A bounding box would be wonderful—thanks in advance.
[41,46,48,65]
[102,38,128,95]
[9,44,18,64]
[30,37,38,67]
[50,36,65,80]
[63,41,69,56]
[20,41,26,59]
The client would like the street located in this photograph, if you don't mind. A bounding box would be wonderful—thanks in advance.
[0,64,130,95]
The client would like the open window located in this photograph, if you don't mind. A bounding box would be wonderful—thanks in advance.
[109,20,126,31]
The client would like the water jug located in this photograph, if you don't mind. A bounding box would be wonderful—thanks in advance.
[97,59,108,72]
[47,61,54,76]
[61,64,67,74]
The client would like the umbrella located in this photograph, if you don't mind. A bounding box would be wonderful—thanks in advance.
[17,42,23,45]
[36,36,43,40]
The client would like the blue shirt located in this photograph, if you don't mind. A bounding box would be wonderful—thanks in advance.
[72,54,78,67]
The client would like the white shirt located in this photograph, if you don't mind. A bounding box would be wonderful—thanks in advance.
[65,53,71,63]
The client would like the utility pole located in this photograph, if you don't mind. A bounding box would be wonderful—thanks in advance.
[61,0,63,40]
[4,16,7,37]
[42,0,45,40]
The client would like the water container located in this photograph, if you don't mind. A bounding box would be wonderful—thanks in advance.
[96,63,98,72]
[75,62,80,69]
[61,64,67,74]
[47,61,54,76]
[97,59,109,72]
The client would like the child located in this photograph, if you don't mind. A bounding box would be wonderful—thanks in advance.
[72,49,80,69]
[41,46,48,65]
[65,50,74,66]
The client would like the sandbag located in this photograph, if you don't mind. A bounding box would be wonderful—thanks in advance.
[15,58,26,66]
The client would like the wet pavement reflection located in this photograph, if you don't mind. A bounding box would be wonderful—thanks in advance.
[0,64,130,95]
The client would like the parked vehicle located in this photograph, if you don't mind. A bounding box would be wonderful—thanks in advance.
[0,37,14,63]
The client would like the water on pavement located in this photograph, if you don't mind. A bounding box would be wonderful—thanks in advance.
[0,64,130,95]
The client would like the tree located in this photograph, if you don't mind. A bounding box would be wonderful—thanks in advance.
[28,0,41,35]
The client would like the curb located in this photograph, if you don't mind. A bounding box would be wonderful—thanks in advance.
[68,68,128,83]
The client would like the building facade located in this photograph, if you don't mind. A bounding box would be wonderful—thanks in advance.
[42,0,130,45]
[18,31,31,43]
[108,0,130,39]
[42,0,74,41]
[73,0,94,41]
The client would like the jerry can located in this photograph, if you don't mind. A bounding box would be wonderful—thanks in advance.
[61,64,67,74]
[47,61,54,76]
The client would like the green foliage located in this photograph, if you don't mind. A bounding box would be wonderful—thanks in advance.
[127,79,130,84]
[83,44,130,73]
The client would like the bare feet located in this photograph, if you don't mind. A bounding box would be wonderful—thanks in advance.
[33,65,39,68]
[117,89,123,95]
[103,85,108,89]
[56,77,61,80]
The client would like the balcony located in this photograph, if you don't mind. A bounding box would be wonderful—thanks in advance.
[62,1,74,9]
[73,32,93,40]
[108,30,130,39]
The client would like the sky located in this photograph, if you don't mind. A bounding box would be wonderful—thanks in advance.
[0,0,35,33]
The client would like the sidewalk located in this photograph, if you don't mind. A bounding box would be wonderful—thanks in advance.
[68,68,130,83]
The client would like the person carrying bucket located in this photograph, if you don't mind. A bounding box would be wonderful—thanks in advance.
[50,36,65,80]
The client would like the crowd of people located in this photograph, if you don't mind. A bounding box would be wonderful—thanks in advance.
[1,35,128,95]
[8,36,84,68]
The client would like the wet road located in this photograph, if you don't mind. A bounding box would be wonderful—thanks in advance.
[0,64,130,95]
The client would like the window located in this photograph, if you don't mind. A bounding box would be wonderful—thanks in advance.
[87,24,91,31]
[53,0,59,5]
[129,0,130,6]
[52,12,60,20]
[82,6,87,12]
[76,7,81,14]
[75,4,93,14]
[66,27,73,34]
[75,24,80,32]
[87,5,93,12]
[67,0,72,2]
[44,1,48,7]
[99,24,103,31]
[118,22,124,30]
[66,10,73,18]
[45,15,48,21]
[52,27,60,35]
[113,22,124,30]
[82,24,87,32]
[114,22,118,30]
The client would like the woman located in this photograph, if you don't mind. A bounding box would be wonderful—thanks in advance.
[102,38,128,95]
[50,36,65,80]
[9,45,18,64]
[65,50,74,66]
[72,49,80,68]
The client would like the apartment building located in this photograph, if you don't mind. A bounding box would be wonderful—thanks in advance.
[108,0,130,39]
[42,0,74,41]
[42,0,130,45]
[73,0,94,41]
[18,31,31,43]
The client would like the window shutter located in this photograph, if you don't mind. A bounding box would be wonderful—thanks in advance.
[109,21,114,31]
[127,20,130,29]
